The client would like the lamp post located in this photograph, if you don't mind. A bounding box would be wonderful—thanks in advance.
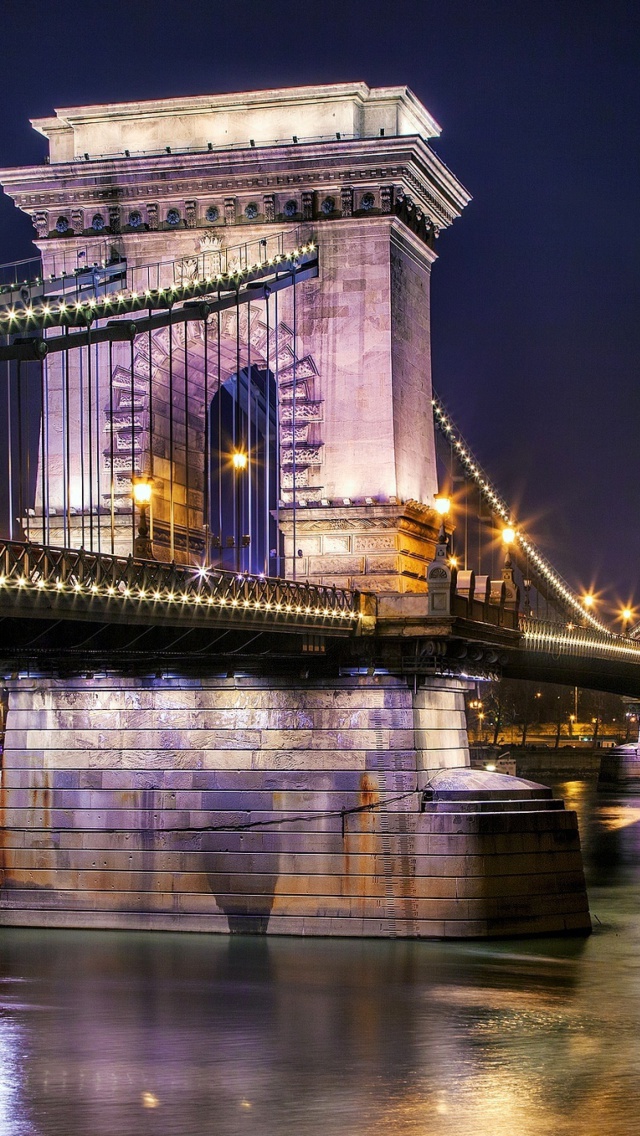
[433,494,451,544]
[132,476,153,559]
[232,450,248,572]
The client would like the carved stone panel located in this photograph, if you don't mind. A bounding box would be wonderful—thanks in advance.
[323,536,351,553]
[108,205,121,233]
[224,197,236,224]
[263,194,275,222]
[302,192,313,221]
[147,203,159,230]
[308,555,365,576]
[341,186,353,217]
[33,212,49,239]
[185,199,197,228]
[354,534,398,552]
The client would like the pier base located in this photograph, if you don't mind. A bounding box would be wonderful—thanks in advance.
[0,673,590,937]
[598,744,640,791]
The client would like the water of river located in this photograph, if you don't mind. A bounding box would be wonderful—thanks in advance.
[1,780,640,1136]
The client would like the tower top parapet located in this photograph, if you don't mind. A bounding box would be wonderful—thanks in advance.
[31,82,443,164]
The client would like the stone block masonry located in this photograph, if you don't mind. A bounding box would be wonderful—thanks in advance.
[0,673,590,938]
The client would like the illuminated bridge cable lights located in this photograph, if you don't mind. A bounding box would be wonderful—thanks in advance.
[432,393,610,635]
[519,616,640,660]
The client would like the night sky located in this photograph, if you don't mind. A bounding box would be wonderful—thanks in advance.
[1,1,638,620]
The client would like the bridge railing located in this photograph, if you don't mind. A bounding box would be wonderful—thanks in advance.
[518,615,640,659]
[0,540,361,631]
[0,227,305,313]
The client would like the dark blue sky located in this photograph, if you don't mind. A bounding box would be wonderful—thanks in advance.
[1,0,638,618]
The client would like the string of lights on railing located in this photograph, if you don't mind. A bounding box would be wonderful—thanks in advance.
[432,393,611,635]
[0,243,316,334]
[0,540,360,627]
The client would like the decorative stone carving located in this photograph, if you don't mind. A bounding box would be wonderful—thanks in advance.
[380,185,393,213]
[263,194,275,222]
[282,445,322,466]
[354,534,398,552]
[224,197,236,224]
[108,205,121,233]
[185,199,197,228]
[71,209,84,235]
[175,257,199,284]
[32,212,49,238]
[301,192,313,221]
[323,536,351,553]
[341,186,353,217]
[147,203,159,230]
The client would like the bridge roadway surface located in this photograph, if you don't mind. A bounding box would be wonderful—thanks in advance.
[1,540,640,697]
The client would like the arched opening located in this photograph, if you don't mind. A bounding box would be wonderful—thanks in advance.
[209,364,279,574]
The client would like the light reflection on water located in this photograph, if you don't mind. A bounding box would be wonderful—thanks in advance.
[1,785,640,1134]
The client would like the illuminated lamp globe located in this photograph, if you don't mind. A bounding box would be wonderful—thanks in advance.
[434,495,450,517]
[132,478,153,507]
[622,608,633,622]
[502,527,516,546]
[232,451,248,471]
[583,593,595,609]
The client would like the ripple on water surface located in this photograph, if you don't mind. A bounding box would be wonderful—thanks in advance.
[0,784,639,1135]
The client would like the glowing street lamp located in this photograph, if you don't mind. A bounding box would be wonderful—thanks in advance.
[621,607,633,633]
[433,494,450,543]
[582,593,595,609]
[232,450,248,471]
[132,476,153,559]
[502,525,516,569]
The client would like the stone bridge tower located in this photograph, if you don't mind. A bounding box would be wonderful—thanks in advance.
[2,82,470,592]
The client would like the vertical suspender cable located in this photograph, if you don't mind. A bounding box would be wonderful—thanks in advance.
[203,310,210,566]
[40,355,46,546]
[93,333,101,554]
[148,317,153,551]
[6,359,13,541]
[78,339,86,546]
[217,308,222,556]
[130,337,136,553]
[274,288,281,577]
[64,329,71,547]
[291,258,298,580]
[87,330,94,550]
[168,309,175,560]
[234,291,241,572]
[184,322,190,562]
[264,290,271,576]
[109,339,115,555]
[247,300,252,574]
[16,360,24,541]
